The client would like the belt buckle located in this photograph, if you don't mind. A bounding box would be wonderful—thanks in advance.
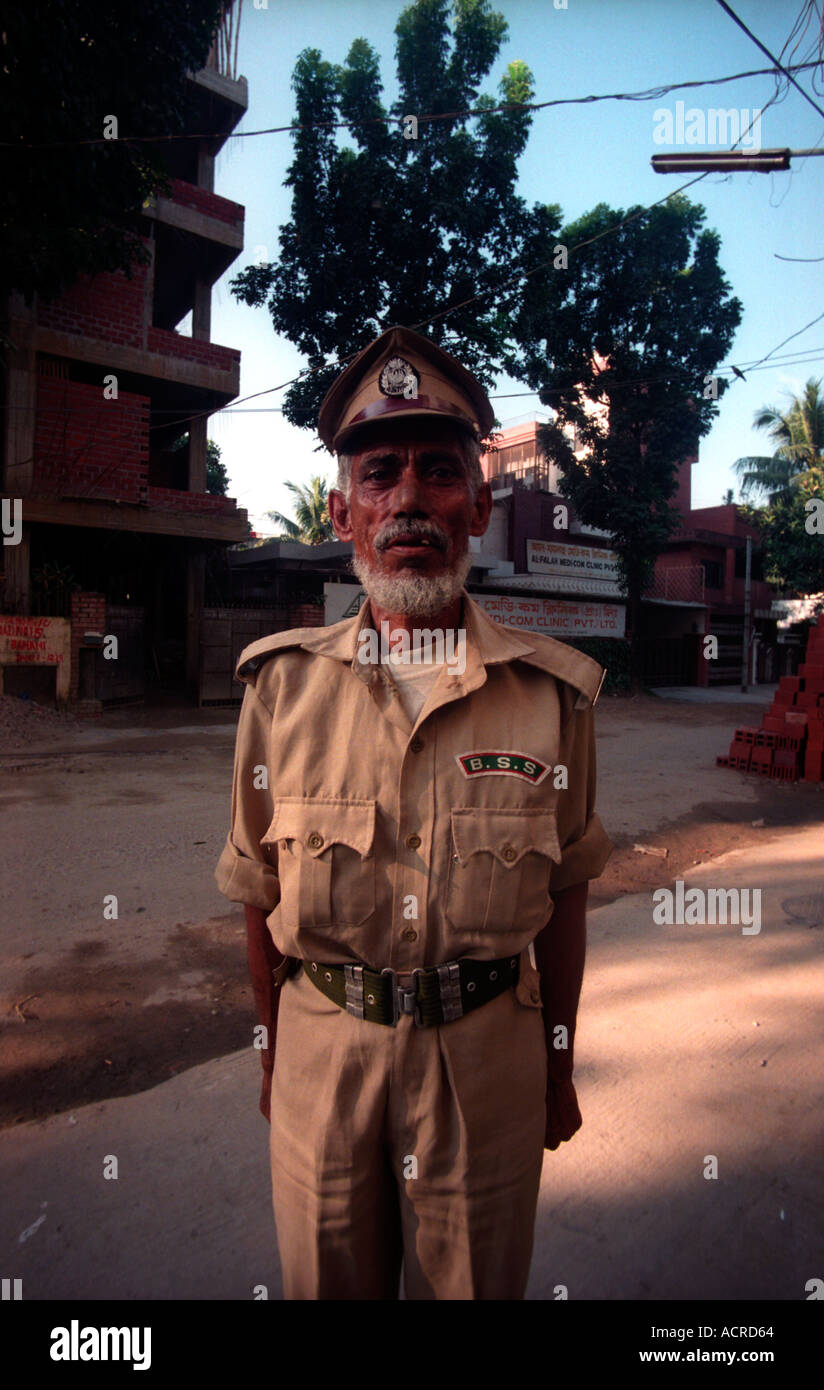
[380,967,424,1027]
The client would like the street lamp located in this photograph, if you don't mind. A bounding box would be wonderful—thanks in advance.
[651,148,824,174]
[652,149,791,174]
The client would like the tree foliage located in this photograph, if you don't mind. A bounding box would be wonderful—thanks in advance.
[206,440,228,496]
[0,0,226,304]
[741,466,824,598]
[231,0,550,430]
[505,195,742,685]
[267,477,335,543]
[733,376,824,502]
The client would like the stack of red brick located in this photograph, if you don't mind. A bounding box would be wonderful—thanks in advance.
[717,619,824,783]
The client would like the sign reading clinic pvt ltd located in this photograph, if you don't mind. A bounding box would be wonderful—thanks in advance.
[472,597,619,639]
[473,593,625,638]
[526,540,622,595]
[323,584,625,639]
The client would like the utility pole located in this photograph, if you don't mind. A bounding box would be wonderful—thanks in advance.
[741,535,752,693]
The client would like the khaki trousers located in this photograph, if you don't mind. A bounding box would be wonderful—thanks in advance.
[269,966,547,1300]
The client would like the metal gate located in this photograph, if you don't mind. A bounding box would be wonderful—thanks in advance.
[95,605,146,703]
[707,617,745,685]
[199,607,286,706]
[639,635,698,686]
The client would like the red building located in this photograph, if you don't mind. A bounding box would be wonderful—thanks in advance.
[649,503,775,685]
[479,421,779,686]
[1,5,249,708]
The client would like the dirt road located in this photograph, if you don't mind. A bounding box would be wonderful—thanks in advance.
[2,825,821,1301]
[1,692,822,1126]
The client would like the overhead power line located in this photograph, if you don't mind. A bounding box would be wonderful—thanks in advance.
[1,61,821,151]
[715,0,824,122]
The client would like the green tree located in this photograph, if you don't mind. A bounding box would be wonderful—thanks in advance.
[506,195,742,688]
[169,433,229,495]
[230,0,550,429]
[741,466,824,598]
[0,0,226,304]
[268,478,335,544]
[733,377,824,502]
[206,440,228,496]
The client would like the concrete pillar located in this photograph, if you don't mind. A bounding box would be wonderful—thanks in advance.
[3,521,31,613]
[189,414,208,493]
[185,547,205,698]
[197,147,215,193]
[192,278,211,340]
[2,294,37,497]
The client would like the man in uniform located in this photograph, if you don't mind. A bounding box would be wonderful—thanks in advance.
[215,325,612,1300]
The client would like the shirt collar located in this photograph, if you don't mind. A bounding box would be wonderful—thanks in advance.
[293,588,543,679]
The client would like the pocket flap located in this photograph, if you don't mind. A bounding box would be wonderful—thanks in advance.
[262,797,376,859]
[451,808,562,867]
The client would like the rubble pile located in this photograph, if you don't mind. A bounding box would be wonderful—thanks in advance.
[0,694,86,747]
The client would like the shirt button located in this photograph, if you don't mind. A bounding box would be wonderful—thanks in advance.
[501,843,517,862]
[307,832,324,850]
[409,736,423,753]
[403,928,418,942]
[405,833,421,850]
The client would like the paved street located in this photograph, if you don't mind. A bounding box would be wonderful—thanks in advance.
[652,684,777,706]
[2,826,821,1301]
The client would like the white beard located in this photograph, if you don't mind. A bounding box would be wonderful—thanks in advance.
[350,547,473,617]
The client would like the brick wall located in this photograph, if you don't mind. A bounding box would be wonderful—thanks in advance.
[37,243,152,349]
[288,602,325,628]
[147,486,239,514]
[35,378,150,503]
[70,591,106,702]
[169,178,244,228]
[146,327,240,373]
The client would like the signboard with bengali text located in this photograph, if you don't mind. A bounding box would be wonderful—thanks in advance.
[0,614,71,699]
[474,592,626,638]
[324,584,625,638]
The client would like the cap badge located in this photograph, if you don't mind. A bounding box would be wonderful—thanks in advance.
[379,356,419,400]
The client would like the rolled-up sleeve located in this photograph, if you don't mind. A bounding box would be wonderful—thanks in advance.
[214,681,279,912]
[551,687,613,892]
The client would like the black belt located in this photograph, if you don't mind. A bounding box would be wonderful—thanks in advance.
[303,954,521,1028]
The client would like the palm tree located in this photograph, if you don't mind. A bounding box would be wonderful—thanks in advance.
[267,477,336,544]
[733,377,824,502]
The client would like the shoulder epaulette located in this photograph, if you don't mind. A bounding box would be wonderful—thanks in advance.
[515,633,606,709]
[235,628,319,683]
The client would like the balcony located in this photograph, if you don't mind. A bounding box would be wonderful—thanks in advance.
[144,178,243,250]
[648,565,706,604]
[145,328,240,396]
[146,179,244,329]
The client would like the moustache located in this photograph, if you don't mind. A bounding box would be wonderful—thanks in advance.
[374,522,448,552]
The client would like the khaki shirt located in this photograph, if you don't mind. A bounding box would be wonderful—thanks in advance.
[214,590,612,974]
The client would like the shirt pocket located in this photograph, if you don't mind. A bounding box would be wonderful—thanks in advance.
[261,797,376,929]
[446,808,562,936]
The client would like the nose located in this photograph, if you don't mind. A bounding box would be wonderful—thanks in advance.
[390,461,428,517]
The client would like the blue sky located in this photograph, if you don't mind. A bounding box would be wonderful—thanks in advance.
[205,0,824,533]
